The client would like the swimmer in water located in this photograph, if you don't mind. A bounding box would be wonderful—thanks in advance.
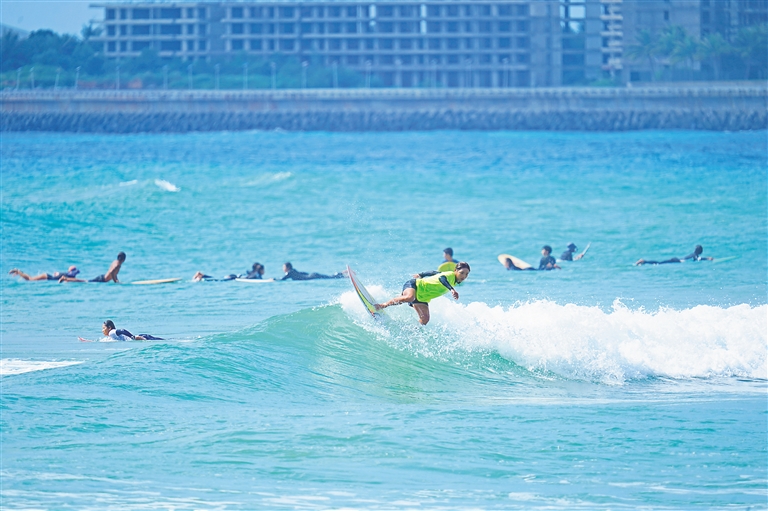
[101,320,163,341]
[438,247,458,272]
[280,262,344,281]
[59,252,126,283]
[635,245,714,265]
[9,265,80,281]
[375,262,470,325]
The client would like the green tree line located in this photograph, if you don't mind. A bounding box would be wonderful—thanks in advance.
[625,24,767,82]
[1,25,368,90]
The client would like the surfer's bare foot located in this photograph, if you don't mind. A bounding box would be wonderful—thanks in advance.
[8,269,19,275]
[374,303,385,310]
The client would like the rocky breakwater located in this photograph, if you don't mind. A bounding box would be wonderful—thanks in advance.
[2,85,766,132]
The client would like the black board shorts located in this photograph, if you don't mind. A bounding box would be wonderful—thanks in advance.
[89,275,107,283]
[403,279,427,306]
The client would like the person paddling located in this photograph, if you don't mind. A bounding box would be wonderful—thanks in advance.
[375,262,470,325]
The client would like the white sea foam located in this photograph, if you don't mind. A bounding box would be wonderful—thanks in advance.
[154,179,180,192]
[1,359,84,376]
[119,179,138,187]
[340,291,768,383]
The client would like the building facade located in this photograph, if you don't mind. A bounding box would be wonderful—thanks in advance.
[92,0,611,87]
[90,0,765,87]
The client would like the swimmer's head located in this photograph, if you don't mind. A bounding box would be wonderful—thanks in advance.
[102,320,115,335]
[567,242,577,251]
[443,247,453,258]
[68,265,80,275]
[117,252,126,262]
[542,245,552,256]
[694,245,703,255]
[283,262,293,272]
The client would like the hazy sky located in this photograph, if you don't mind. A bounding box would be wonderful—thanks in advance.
[1,1,101,36]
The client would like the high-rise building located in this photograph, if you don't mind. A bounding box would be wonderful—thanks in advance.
[89,0,766,87]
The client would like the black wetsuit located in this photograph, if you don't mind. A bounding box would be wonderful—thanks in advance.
[560,250,575,261]
[642,252,706,265]
[281,268,343,281]
[116,329,164,341]
[539,255,557,270]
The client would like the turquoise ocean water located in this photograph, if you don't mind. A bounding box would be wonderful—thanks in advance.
[1,130,766,510]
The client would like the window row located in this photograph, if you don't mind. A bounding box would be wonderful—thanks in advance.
[106,24,207,36]
[227,37,531,51]
[106,7,206,21]
[227,3,529,19]
[106,39,208,52]
[224,20,529,35]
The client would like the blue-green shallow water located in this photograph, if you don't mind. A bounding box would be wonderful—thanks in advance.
[1,130,766,510]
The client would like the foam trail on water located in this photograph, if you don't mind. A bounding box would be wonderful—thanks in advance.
[341,291,767,384]
[154,179,180,192]
[1,359,84,376]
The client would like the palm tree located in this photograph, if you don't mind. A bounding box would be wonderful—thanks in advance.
[732,24,768,80]
[656,26,687,79]
[80,23,102,42]
[696,33,730,80]
[671,34,699,80]
[625,30,658,81]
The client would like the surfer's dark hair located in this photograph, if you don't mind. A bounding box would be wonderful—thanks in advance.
[103,320,115,330]
[444,247,453,256]
[542,245,552,254]
[455,261,470,272]
[117,252,126,262]
[694,245,703,255]
[284,262,293,270]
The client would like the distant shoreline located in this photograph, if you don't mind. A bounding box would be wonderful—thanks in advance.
[3,85,766,132]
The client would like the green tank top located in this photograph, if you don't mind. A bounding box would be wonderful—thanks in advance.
[416,271,457,303]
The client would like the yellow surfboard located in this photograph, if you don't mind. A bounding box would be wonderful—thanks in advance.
[497,254,533,270]
[347,265,383,319]
[437,261,457,272]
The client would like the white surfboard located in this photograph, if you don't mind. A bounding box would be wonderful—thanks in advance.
[347,265,383,319]
[498,254,533,270]
[578,242,591,259]
[234,278,275,283]
[130,278,182,285]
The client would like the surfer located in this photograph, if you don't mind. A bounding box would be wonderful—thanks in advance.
[560,243,584,261]
[100,320,163,341]
[280,262,344,281]
[193,262,265,282]
[59,252,126,283]
[375,262,471,325]
[9,265,80,281]
[438,247,459,272]
[505,246,560,271]
[635,245,714,265]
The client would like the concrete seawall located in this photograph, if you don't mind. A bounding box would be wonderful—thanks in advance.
[2,86,766,132]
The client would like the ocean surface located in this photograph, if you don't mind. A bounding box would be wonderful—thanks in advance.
[1,130,766,510]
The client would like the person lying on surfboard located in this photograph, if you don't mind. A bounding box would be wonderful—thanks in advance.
[375,262,470,325]
[280,262,345,281]
[437,247,459,272]
[59,252,126,283]
[560,243,585,261]
[193,262,266,281]
[635,245,713,266]
[94,319,163,341]
[9,265,80,282]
